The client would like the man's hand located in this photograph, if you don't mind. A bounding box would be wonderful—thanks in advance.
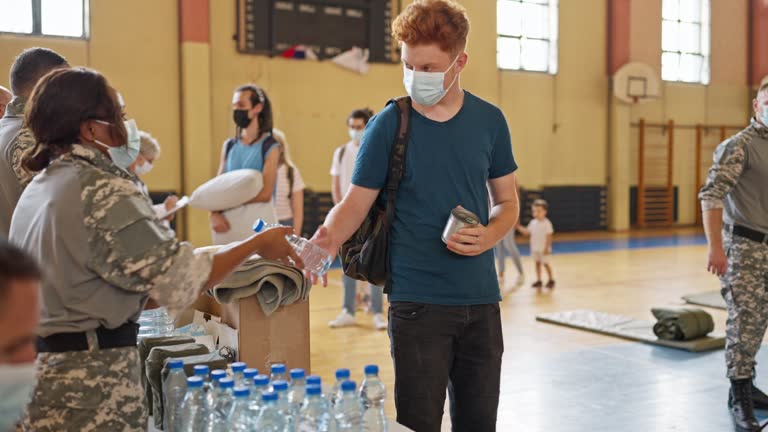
[447,224,495,257]
[162,195,179,222]
[308,226,336,287]
[256,226,305,269]
[210,212,230,233]
[707,245,728,277]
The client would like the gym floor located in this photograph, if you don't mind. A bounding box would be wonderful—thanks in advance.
[308,228,759,431]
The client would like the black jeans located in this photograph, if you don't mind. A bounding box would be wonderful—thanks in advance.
[388,302,504,432]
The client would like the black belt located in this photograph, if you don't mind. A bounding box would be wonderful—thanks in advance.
[726,224,768,245]
[37,322,139,353]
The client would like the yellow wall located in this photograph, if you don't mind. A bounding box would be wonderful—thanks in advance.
[0,0,181,194]
[0,0,753,239]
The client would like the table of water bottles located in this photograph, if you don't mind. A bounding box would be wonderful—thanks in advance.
[148,360,413,432]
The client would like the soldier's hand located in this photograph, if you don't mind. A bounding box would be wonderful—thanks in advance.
[707,246,728,277]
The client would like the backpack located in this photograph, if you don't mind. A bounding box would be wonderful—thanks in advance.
[339,97,412,294]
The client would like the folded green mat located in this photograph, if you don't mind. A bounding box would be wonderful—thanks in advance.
[146,343,209,429]
[536,310,725,352]
[137,335,195,413]
[652,307,715,341]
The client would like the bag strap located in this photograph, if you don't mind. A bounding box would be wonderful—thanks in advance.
[224,138,237,160]
[384,96,412,230]
[337,145,347,166]
[261,135,280,161]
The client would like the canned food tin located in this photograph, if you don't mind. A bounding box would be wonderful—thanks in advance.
[442,208,480,244]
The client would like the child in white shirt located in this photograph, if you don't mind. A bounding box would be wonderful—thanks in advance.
[516,199,555,289]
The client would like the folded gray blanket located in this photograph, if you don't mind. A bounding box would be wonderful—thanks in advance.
[198,247,310,316]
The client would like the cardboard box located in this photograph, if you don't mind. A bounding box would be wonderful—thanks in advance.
[217,296,311,374]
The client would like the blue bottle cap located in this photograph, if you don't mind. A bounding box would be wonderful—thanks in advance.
[271,363,286,374]
[187,376,203,388]
[364,365,379,375]
[253,375,270,386]
[335,368,350,379]
[290,368,305,379]
[307,375,322,386]
[234,386,250,398]
[262,391,278,402]
[219,378,235,389]
[253,219,266,233]
[167,359,184,369]
[211,370,227,382]
[244,368,258,379]
[306,384,322,396]
[231,362,247,373]
[341,380,357,392]
[193,365,209,376]
[272,380,289,392]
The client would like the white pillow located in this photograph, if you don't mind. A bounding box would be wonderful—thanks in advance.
[189,169,263,211]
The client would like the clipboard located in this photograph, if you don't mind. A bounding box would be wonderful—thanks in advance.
[156,196,189,220]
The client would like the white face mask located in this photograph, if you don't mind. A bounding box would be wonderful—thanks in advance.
[0,362,37,431]
[93,119,141,170]
[403,55,460,107]
[348,129,364,142]
[134,160,153,176]
[760,107,768,126]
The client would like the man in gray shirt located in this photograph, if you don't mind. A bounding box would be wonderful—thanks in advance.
[0,48,68,236]
[700,83,768,432]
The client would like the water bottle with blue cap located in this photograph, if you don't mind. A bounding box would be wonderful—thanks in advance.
[298,384,334,431]
[163,359,187,432]
[253,219,332,275]
[270,363,287,383]
[177,377,206,431]
[229,386,255,431]
[334,380,363,431]
[254,391,286,432]
[230,362,247,387]
[331,368,351,408]
[360,365,387,432]
[249,374,270,412]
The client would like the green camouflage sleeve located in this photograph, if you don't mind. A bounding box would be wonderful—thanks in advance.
[698,135,749,211]
[8,127,37,188]
[79,165,213,315]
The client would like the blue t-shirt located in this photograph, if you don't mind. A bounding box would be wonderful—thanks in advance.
[224,135,278,173]
[352,91,517,305]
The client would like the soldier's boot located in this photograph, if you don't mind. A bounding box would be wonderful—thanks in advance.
[751,382,768,410]
[729,379,762,432]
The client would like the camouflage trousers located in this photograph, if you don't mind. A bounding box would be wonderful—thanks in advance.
[20,331,146,432]
[721,231,768,379]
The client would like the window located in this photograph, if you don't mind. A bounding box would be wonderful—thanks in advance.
[661,0,710,84]
[0,0,89,38]
[496,0,558,74]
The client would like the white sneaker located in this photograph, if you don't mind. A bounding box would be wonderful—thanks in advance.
[328,310,356,328]
[373,313,388,331]
[514,274,525,287]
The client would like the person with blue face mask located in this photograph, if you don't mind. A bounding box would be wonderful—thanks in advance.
[308,1,520,431]
[9,67,303,431]
[0,240,42,432]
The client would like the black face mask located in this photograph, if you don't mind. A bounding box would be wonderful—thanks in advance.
[233,109,252,128]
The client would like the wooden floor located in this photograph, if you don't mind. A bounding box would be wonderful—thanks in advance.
[308,228,727,431]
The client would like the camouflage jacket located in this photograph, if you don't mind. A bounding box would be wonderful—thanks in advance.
[9,144,213,336]
[699,118,768,233]
[0,97,37,236]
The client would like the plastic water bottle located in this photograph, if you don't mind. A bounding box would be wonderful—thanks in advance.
[138,307,175,339]
[205,378,235,432]
[163,359,187,432]
[254,391,287,432]
[194,365,215,409]
[253,219,332,275]
[249,374,270,413]
[298,384,334,432]
[243,368,258,387]
[307,375,322,397]
[211,369,228,388]
[270,363,287,383]
[273,380,295,431]
[359,365,387,432]
[288,368,307,413]
[229,386,255,432]
[231,362,247,386]
[177,377,206,432]
[331,368,351,407]
[334,380,363,431]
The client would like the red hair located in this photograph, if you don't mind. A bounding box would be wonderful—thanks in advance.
[392,0,470,54]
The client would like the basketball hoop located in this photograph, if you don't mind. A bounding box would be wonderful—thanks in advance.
[613,63,661,105]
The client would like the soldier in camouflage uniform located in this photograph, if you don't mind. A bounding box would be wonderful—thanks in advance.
[9,68,301,431]
[0,48,69,237]
[699,83,768,432]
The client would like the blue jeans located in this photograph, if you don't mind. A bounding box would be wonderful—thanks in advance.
[343,275,383,315]
[494,231,523,275]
